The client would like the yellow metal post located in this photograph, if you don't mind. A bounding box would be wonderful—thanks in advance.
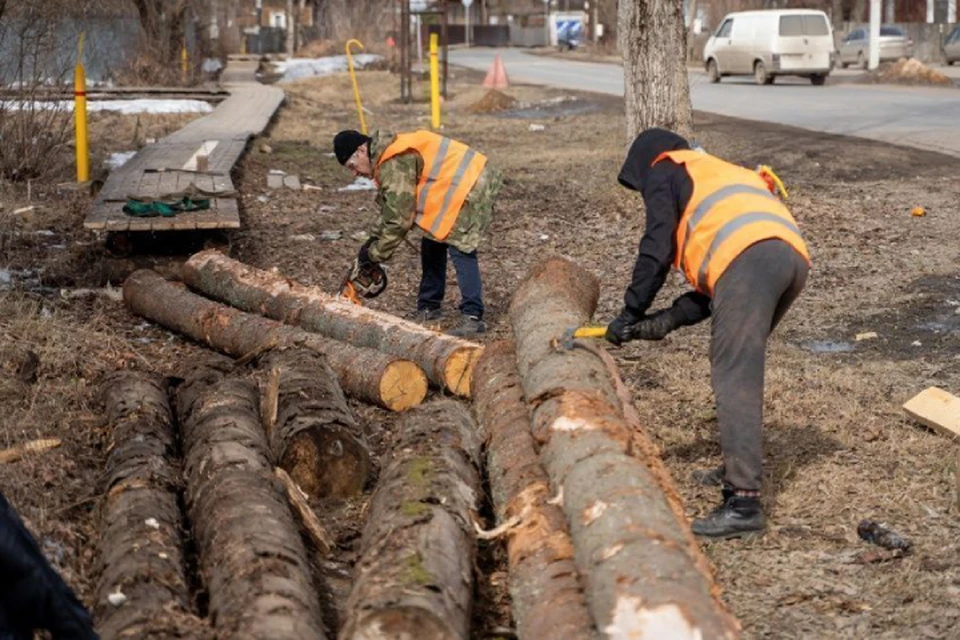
[74,33,89,183]
[181,41,189,84]
[345,39,367,134]
[429,33,440,130]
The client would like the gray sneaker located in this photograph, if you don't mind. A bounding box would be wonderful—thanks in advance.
[447,315,487,338]
[409,308,442,324]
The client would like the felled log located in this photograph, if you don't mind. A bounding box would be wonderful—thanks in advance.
[123,269,427,411]
[95,371,199,639]
[472,340,596,639]
[177,363,327,639]
[182,249,483,396]
[340,400,481,640]
[508,257,740,640]
[261,349,371,499]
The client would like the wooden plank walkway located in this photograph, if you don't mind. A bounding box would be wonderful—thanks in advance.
[84,60,283,232]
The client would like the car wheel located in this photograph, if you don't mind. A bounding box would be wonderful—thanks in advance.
[810,74,826,86]
[754,61,772,85]
[857,51,867,69]
[707,59,721,83]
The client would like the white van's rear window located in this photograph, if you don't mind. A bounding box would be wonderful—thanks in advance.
[779,15,830,37]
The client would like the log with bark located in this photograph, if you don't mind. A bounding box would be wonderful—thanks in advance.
[260,348,372,500]
[508,257,740,640]
[181,249,483,396]
[177,362,328,639]
[123,269,427,411]
[339,400,481,640]
[472,341,596,640]
[95,371,201,639]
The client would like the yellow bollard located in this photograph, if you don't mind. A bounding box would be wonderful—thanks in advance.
[181,41,189,84]
[429,33,440,130]
[74,33,89,183]
[345,39,367,134]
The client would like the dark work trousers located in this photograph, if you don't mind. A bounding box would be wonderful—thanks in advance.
[417,237,484,319]
[710,239,809,493]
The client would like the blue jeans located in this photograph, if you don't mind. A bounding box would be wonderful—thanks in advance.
[417,237,484,319]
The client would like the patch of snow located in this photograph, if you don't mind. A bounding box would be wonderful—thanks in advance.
[338,177,377,192]
[1,99,214,114]
[106,151,136,170]
[274,54,382,83]
[202,58,224,74]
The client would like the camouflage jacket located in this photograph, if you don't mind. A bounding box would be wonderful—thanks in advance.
[366,130,503,263]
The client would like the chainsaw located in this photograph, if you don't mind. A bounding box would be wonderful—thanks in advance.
[338,259,388,305]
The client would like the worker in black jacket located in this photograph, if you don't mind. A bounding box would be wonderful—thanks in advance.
[606,128,810,539]
[0,492,99,639]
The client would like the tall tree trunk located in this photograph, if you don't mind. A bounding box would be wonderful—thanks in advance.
[619,0,693,140]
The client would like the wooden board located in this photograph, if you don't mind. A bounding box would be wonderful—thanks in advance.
[903,387,960,438]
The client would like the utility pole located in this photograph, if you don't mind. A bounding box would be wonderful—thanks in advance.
[868,0,880,70]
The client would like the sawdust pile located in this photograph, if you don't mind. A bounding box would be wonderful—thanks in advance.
[467,89,518,114]
[867,58,954,86]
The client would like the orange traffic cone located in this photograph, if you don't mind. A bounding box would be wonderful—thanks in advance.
[482,54,509,90]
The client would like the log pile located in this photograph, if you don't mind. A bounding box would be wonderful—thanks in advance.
[182,249,483,396]
[94,251,742,639]
[508,257,739,639]
[177,363,328,638]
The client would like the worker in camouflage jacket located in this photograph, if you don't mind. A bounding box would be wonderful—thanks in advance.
[334,129,503,338]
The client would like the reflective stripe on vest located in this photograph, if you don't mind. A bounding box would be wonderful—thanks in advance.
[376,131,487,241]
[655,149,811,294]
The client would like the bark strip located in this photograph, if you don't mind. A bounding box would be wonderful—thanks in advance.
[123,269,427,411]
[339,400,481,640]
[472,341,597,640]
[95,371,201,639]
[261,349,372,500]
[177,363,327,639]
[182,249,483,396]
[508,257,740,640]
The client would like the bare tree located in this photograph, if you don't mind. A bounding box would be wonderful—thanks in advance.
[130,0,192,64]
[618,0,693,140]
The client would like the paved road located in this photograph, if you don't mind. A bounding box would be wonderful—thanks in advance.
[450,48,960,158]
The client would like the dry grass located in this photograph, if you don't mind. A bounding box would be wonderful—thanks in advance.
[1,64,958,637]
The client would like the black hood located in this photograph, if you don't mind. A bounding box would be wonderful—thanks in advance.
[617,128,690,192]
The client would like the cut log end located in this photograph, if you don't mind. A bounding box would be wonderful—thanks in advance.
[442,346,483,398]
[379,360,429,411]
[281,430,371,499]
[349,607,454,640]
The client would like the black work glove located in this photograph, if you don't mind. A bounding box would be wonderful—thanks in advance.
[357,236,378,266]
[630,308,681,341]
[605,308,642,346]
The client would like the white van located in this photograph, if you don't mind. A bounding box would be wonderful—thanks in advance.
[703,10,835,86]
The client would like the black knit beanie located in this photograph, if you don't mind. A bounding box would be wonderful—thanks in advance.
[333,130,371,165]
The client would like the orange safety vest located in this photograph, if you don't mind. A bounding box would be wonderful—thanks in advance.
[375,131,487,241]
[655,150,811,295]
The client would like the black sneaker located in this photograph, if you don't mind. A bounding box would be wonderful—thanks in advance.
[447,315,487,338]
[690,465,725,487]
[691,494,766,539]
[409,308,442,324]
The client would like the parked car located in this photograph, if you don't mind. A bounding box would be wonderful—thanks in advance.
[703,9,835,86]
[838,25,914,68]
[943,25,960,65]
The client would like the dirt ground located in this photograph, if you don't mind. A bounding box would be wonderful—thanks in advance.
[1,64,959,639]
